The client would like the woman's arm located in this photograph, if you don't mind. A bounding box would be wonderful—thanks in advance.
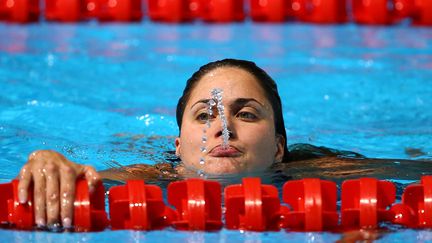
[99,162,179,182]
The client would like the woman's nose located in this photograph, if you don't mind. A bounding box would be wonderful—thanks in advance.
[215,128,234,139]
[213,115,236,140]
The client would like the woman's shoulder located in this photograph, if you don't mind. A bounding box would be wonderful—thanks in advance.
[286,143,365,162]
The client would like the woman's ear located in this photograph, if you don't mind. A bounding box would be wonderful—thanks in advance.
[274,135,285,163]
[175,137,181,157]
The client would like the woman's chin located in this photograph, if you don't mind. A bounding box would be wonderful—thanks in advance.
[200,157,247,175]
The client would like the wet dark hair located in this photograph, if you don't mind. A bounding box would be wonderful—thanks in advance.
[176,58,290,162]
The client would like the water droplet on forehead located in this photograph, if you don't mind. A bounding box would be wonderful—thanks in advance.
[209,99,216,107]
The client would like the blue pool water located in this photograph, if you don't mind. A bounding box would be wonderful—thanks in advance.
[0,21,432,241]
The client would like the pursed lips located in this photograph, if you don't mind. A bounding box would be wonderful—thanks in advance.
[208,145,242,157]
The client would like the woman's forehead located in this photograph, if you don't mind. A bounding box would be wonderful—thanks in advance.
[187,67,267,103]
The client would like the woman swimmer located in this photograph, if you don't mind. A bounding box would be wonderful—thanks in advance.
[16,58,397,230]
[16,58,290,229]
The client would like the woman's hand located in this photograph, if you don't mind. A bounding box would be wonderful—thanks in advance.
[17,150,100,229]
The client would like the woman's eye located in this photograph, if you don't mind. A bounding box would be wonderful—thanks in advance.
[196,113,212,122]
[237,112,257,121]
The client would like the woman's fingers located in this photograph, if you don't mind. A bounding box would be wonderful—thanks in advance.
[45,161,60,227]
[17,164,31,203]
[59,164,76,228]
[83,166,100,193]
[18,150,97,229]
[33,165,47,227]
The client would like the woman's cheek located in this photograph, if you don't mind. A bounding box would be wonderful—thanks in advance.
[246,124,277,164]
[246,124,273,146]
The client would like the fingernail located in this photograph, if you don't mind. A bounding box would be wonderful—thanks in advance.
[18,189,26,204]
[62,217,72,228]
[36,218,46,227]
[47,222,61,232]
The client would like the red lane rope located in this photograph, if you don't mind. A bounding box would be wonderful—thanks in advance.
[1,0,431,25]
[1,176,432,232]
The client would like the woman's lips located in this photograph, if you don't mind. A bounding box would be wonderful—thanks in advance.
[208,145,241,157]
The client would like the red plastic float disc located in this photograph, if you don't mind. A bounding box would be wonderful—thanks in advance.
[83,0,99,18]
[8,180,34,229]
[291,0,347,23]
[168,178,222,231]
[249,0,290,22]
[1,0,39,23]
[148,0,193,22]
[74,178,108,232]
[225,177,286,231]
[282,178,338,231]
[391,178,422,227]
[351,0,412,25]
[341,178,395,229]
[200,0,245,23]
[412,0,432,25]
[109,180,174,230]
[98,0,143,22]
[391,203,416,227]
[45,0,85,22]
[394,175,432,227]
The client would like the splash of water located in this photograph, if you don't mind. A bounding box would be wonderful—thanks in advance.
[211,88,230,148]
[198,88,230,176]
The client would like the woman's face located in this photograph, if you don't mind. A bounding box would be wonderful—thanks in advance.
[175,67,285,175]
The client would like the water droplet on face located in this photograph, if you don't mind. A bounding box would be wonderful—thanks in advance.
[211,88,230,148]
[197,88,231,177]
[209,99,216,107]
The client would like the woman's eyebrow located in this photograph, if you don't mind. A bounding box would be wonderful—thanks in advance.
[191,98,264,110]
[191,99,211,110]
[231,98,264,107]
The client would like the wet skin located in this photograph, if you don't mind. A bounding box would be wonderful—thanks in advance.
[174,67,285,174]
[17,150,100,228]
